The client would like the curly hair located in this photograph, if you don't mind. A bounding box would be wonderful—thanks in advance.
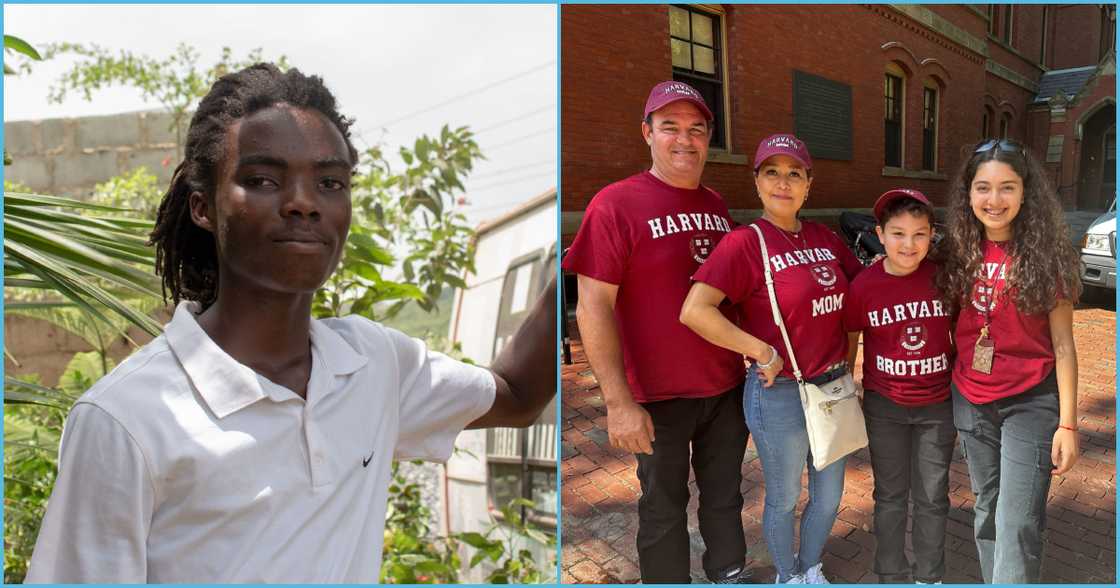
[148,63,358,309]
[935,140,1081,315]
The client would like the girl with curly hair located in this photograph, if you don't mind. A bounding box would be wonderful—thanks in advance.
[935,139,1081,583]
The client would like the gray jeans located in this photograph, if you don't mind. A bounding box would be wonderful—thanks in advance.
[951,371,1059,584]
[863,391,955,583]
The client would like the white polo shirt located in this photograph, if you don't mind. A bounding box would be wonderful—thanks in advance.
[26,302,496,583]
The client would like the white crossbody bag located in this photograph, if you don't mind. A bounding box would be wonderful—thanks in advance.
[749,223,867,470]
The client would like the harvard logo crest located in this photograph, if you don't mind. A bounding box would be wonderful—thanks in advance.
[900,322,928,352]
[810,263,837,287]
[971,284,997,312]
[690,233,714,263]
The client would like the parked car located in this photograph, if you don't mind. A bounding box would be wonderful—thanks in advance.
[1080,197,1116,295]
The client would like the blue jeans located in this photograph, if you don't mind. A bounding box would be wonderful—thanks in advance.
[951,371,1059,584]
[745,369,847,582]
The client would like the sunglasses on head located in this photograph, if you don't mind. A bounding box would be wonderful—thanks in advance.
[974,139,1023,154]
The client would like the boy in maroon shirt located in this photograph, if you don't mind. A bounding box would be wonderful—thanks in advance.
[563,81,749,584]
[843,189,955,584]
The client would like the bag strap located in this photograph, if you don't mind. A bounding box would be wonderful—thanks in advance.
[749,223,805,384]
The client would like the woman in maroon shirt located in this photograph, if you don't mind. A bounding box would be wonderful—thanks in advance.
[681,133,863,584]
[935,139,1081,583]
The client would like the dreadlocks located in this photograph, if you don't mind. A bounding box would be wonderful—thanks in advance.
[148,63,358,309]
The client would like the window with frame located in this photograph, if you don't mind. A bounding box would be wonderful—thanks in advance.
[982,108,991,139]
[485,249,557,529]
[922,86,938,171]
[486,426,557,528]
[987,5,998,36]
[669,4,726,149]
[1101,6,1116,61]
[999,114,1011,139]
[884,70,904,167]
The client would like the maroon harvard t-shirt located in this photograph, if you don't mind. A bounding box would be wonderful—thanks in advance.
[953,240,1056,404]
[843,259,953,406]
[693,219,863,380]
[562,171,745,403]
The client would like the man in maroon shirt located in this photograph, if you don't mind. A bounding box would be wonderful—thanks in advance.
[563,81,749,584]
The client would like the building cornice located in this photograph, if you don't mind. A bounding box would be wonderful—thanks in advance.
[986,59,1041,93]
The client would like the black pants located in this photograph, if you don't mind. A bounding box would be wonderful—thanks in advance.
[635,383,749,583]
[863,391,956,583]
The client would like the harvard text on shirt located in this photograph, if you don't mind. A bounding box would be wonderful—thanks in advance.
[647,212,732,239]
[867,299,949,328]
[768,247,838,272]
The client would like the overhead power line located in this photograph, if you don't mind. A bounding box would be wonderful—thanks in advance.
[474,104,555,135]
[468,170,555,192]
[364,61,555,131]
[470,159,554,180]
[484,127,555,151]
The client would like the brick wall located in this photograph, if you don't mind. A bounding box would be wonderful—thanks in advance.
[563,4,1028,237]
[562,4,1114,242]
[1049,5,1107,70]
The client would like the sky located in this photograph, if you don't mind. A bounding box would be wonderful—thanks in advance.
[3,4,557,226]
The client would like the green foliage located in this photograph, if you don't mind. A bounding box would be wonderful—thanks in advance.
[42,43,288,156]
[380,462,555,584]
[4,353,111,584]
[4,34,42,164]
[314,126,481,321]
[4,190,164,336]
[380,462,461,584]
[454,498,556,584]
[89,166,164,219]
[4,35,42,75]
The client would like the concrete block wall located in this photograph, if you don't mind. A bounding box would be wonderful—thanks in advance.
[4,109,180,198]
[4,109,184,385]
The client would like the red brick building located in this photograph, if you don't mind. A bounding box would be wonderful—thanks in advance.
[561,4,1117,240]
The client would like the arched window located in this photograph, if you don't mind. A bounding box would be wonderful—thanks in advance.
[884,63,906,168]
[999,113,1011,139]
[982,106,994,139]
[922,82,939,171]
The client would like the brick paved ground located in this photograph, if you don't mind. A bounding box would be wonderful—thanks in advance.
[560,301,1116,584]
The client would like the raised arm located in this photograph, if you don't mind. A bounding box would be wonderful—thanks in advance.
[469,274,558,429]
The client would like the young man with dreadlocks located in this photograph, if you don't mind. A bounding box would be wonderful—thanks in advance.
[26,64,557,583]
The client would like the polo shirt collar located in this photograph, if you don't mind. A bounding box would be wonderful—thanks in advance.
[309,319,367,376]
[165,302,368,419]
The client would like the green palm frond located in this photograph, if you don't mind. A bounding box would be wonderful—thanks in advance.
[4,191,164,337]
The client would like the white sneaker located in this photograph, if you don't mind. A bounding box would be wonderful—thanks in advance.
[776,573,806,584]
[803,563,830,584]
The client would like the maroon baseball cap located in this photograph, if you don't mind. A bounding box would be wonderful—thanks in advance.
[753,133,813,171]
[873,188,933,222]
[643,80,714,121]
